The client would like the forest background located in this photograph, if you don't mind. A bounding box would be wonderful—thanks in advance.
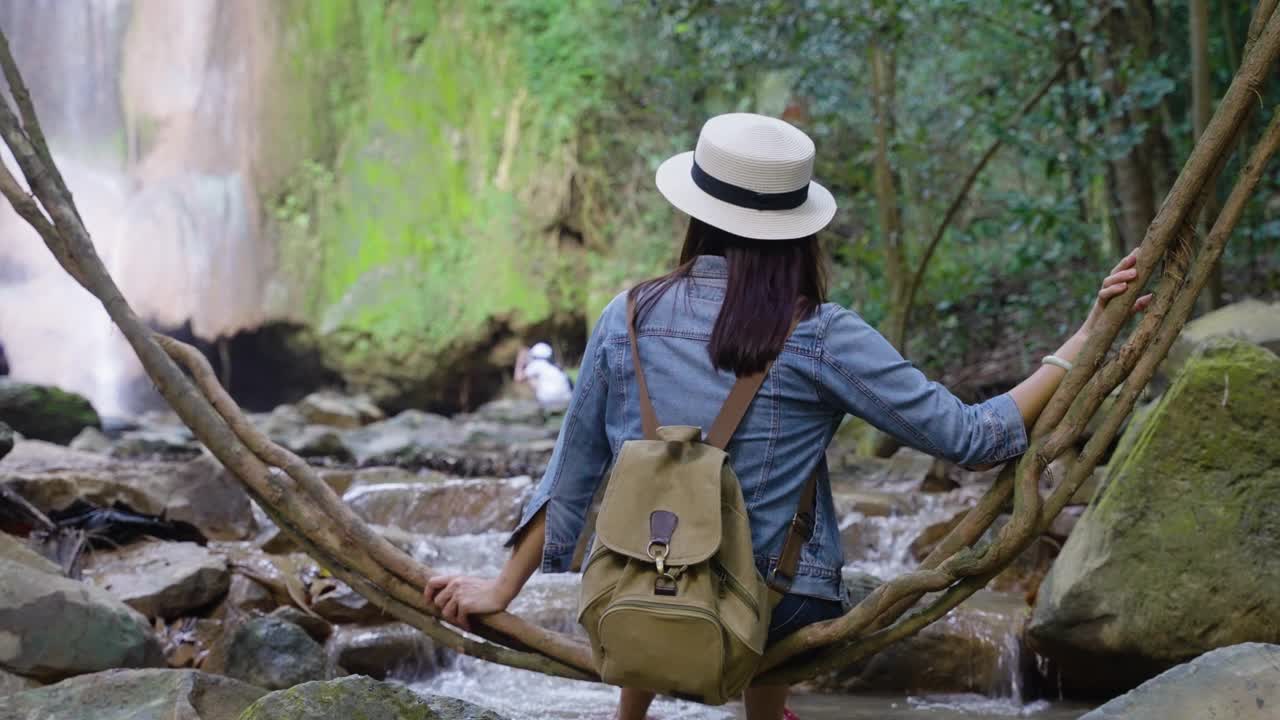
[260,0,1278,412]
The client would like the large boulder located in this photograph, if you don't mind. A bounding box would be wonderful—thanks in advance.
[1029,338,1280,695]
[203,617,331,691]
[324,623,436,680]
[0,555,165,681]
[82,541,230,619]
[1081,643,1280,720]
[0,442,255,540]
[1163,299,1280,382]
[342,474,531,535]
[0,380,100,445]
[237,676,508,720]
[0,669,265,720]
[816,589,1032,695]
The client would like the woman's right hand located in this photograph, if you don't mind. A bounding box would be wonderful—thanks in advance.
[1080,249,1154,337]
[424,575,516,631]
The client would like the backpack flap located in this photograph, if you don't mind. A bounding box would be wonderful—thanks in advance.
[595,427,724,566]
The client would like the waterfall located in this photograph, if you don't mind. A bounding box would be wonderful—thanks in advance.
[0,0,277,416]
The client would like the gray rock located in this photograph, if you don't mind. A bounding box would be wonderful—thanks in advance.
[1,442,256,540]
[0,379,100,445]
[267,608,333,644]
[0,668,38,697]
[203,617,329,691]
[828,448,935,492]
[468,397,544,425]
[224,574,277,614]
[297,392,384,429]
[1081,643,1280,720]
[817,589,1032,696]
[108,428,202,461]
[343,410,468,465]
[0,555,164,681]
[279,426,351,460]
[0,668,265,720]
[68,426,112,454]
[325,623,436,680]
[237,676,508,720]
[83,541,230,619]
[0,531,60,575]
[342,475,531,535]
[1029,340,1280,695]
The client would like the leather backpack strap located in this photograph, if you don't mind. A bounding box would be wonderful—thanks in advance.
[767,467,819,597]
[627,294,660,440]
[704,370,768,450]
[705,316,802,451]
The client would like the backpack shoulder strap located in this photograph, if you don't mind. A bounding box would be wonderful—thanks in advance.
[627,294,660,440]
[767,468,819,596]
[705,315,801,450]
[704,370,768,450]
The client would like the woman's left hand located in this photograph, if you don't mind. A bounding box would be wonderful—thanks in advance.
[1080,249,1154,336]
[424,575,514,631]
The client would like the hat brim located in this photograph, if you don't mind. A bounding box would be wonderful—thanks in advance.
[655,151,837,241]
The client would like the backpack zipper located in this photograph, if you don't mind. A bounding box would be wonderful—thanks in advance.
[713,562,761,617]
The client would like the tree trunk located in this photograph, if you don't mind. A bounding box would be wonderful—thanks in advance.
[869,39,909,351]
[1192,0,1225,310]
[1095,0,1164,252]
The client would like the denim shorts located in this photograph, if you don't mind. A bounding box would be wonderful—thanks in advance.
[767,593,845,646]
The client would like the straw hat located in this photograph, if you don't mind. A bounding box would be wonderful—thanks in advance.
[655,113,837,241]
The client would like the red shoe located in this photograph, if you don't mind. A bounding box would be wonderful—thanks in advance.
[782,709,800,720]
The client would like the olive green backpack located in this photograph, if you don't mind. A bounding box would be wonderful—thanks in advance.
[577,299,817,705]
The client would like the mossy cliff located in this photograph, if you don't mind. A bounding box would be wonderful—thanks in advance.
[265,1,601,411]
[1028,338,1280,696]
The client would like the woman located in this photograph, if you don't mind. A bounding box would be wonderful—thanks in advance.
[426,113,1150,719]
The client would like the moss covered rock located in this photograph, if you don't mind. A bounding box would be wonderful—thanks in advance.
[0,669,264,720]
[1029,338,1280,695]
[0,380,99,445]
[236,676,507,720]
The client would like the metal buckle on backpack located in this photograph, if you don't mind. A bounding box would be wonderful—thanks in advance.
[647,541,669,574]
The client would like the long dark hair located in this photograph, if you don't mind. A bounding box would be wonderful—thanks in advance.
[629,218,827,376]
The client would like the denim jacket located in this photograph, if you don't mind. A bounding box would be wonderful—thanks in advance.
[509,255,1028,601]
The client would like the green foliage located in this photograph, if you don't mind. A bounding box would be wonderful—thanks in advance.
[275,1,604,352]
[269,0,1280,381]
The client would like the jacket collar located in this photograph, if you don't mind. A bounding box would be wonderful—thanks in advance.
[690,254,728,279]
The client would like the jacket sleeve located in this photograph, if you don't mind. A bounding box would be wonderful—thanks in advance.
[506,311,614,572]
[817,307,1028,466]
